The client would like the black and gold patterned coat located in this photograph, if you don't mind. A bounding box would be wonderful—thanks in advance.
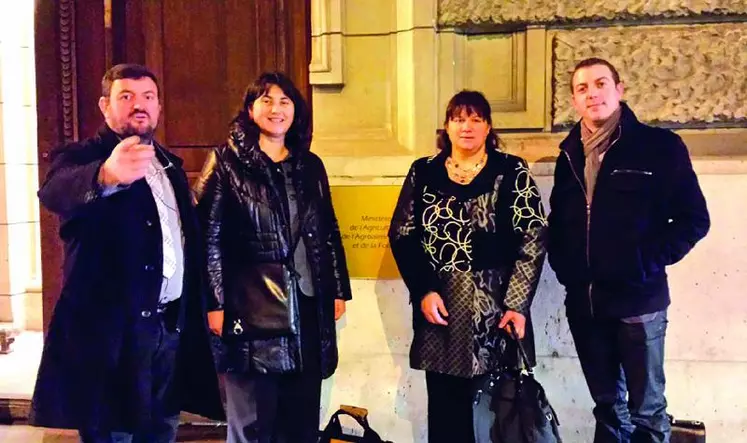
[388,148,547,378]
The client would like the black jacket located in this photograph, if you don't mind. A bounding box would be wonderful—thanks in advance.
[31,125,224,431]
[548,103,710,318]
[193,122,352,379]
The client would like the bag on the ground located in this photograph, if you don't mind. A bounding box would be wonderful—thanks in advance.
[669,415,705,443]
[319,405,393,443]
[473,328,562,443]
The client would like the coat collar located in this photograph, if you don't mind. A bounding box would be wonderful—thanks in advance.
[226,120,306,172]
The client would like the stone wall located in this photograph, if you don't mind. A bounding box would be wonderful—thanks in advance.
[0,1,42,330]
[431,0,747,148]
[552,23,747,127]
[438,0,747,27]
[312,1,747,441]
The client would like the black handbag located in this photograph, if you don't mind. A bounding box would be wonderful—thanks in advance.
[223,208,306,339]
[319,406,392,443]
[473,328,562,443]
[223,261,299,339]
[670,415,706,443]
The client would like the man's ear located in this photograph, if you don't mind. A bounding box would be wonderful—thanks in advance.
[98,96,109,117]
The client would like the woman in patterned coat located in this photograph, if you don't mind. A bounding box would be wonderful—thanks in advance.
[388,90,548,443]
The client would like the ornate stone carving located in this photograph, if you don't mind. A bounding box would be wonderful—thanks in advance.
[552,24,747,127]
[439,0,747,27]
[59,0,78,141]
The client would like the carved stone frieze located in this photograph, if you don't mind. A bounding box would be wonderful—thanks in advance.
[552,24,747,127]
[438,0,747,27]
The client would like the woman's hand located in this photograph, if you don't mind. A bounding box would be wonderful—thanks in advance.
[498,310,526,339]
[334,299,346,321]
[207,310,224,336]
[421,292,449,326]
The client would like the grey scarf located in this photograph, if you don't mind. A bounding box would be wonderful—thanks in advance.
[581,106,622,204]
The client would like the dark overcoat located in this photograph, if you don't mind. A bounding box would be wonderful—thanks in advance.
[30,125,225,431]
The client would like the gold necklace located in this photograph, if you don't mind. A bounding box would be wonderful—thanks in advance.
[446,152,487,184]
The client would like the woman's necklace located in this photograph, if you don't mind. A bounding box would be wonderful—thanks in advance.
[446,151,487,184]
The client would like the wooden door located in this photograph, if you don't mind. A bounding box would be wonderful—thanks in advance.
[36,0,311,333]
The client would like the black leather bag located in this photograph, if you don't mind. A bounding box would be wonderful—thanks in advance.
[223,261,299,339]
[223,209,305,339]
[319,406,392,443]
[473,328,562,443]
[670,415,706,443]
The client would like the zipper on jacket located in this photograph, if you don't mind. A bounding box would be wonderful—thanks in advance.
[563,150,594,317]
[264,164,293,253]
[586,204,593,318]
[611,169,653,176]
[562,126,623,317]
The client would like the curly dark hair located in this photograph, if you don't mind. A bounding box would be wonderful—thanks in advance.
[233,71,311,153]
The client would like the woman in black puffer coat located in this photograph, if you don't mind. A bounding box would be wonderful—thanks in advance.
[193,71,352,443]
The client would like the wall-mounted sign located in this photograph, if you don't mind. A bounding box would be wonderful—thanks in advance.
[330,185,401,279]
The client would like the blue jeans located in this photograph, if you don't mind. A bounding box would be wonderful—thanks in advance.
[568,311,671,443]
[79,316,181,443]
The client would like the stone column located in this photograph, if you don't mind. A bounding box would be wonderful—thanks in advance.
[0,1,42,331]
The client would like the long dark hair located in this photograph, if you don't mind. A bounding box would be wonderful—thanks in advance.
[437,90,500,153]
[233,71,311,153]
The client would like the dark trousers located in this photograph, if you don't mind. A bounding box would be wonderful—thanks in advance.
[425,371,475,443]
[224,370,322,443]
[224,294,322,443]
[568,311,671,443]
[79,314,181,443]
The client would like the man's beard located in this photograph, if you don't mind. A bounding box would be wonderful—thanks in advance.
[120,121,156,144]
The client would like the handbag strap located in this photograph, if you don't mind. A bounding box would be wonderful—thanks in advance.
[321,408,386,442]
[506,323,533,372]
[281,210,304,278]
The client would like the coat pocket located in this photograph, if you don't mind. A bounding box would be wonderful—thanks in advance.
[608,169,654,192]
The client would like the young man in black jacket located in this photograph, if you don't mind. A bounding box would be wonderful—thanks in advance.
[548,58,710,443]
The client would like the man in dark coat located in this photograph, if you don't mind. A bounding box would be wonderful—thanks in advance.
[548,58,710,443]
[30,63,224,443]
